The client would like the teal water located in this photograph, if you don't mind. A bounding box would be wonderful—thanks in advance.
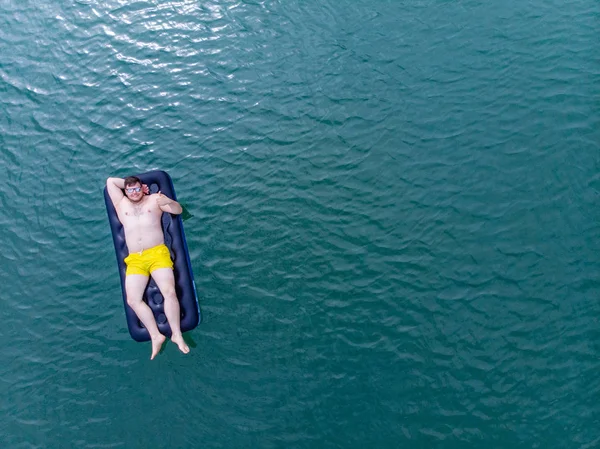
[1,0,599,447]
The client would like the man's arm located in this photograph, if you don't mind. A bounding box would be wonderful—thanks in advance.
[156,192,183,215]
[106,177,125,207]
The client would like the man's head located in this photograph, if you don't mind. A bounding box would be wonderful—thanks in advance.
[124,176,144,202]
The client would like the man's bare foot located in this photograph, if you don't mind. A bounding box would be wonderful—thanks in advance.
[171,333,190,354]
[150,334,166,360]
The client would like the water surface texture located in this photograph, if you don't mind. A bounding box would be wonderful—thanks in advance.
[1,0,599,447]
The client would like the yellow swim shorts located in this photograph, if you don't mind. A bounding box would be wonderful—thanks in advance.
[124,244,174,276]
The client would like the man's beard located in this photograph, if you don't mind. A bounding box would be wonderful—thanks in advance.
[129,196,144,203]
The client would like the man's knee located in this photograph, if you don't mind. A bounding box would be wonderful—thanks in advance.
[161,286,177,301]
[126,295,143,307]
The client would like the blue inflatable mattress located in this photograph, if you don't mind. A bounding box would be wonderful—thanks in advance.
[104,170,200,342]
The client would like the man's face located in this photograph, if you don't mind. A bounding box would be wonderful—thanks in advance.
[125,182,144,203]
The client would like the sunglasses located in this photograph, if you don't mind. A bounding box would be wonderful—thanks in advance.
[126,187,142,194]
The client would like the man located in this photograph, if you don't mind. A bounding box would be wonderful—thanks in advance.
[106,175,190,360]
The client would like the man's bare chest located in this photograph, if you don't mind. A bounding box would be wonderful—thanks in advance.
[118,200,161,224]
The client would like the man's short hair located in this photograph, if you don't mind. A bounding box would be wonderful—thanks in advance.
[124,176,142,188]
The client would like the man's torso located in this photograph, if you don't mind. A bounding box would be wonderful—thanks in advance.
[116,194,165,253]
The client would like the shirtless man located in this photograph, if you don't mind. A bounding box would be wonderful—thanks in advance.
[106,175,190,360]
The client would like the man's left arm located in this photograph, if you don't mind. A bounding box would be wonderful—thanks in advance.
[156,192,183,215]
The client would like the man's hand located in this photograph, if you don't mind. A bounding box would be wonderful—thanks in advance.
[156,191,172,206]
[156,191,183,215]
[142,184,150,195]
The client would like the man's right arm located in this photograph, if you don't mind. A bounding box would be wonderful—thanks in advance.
[106,177,125,207]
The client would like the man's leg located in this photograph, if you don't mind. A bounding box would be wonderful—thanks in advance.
[151,268,190,354]
[125,274,166,360]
